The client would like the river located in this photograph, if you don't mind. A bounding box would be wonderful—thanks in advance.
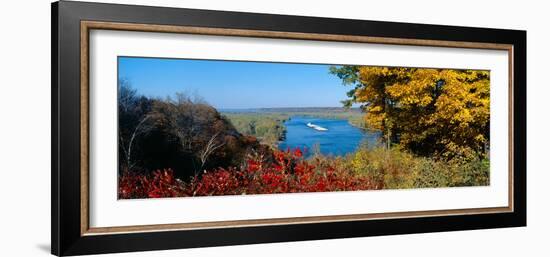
[278,116,380,157]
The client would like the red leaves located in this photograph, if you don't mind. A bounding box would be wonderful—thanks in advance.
[191,169,241,196]
[118,168,184,199]
[118,148,376,199]
[246,159,262,173]
[293,148,303,158]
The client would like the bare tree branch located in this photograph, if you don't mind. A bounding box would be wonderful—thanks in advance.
[122,115,152,170]
[198,132,225,173]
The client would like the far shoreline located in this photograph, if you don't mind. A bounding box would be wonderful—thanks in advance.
[221,108,380,153]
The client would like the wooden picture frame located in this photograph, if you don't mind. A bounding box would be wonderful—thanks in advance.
[52,1,526,256]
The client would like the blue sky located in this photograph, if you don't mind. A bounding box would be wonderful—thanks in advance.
[118,57,351,109]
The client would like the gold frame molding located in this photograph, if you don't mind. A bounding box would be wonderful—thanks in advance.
[80,20,514,236]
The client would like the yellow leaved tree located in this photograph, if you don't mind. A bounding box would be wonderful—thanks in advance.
[330,66,490,159]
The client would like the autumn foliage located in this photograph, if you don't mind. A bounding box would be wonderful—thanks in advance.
[119,148,377,199]
[330,66,490,158]
[117,65,492,200]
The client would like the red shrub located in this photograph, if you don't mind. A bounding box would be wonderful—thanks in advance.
[118,169,185,199]
[119,148,377,199]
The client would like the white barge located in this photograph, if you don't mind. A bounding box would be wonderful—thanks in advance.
[306,122,328,131]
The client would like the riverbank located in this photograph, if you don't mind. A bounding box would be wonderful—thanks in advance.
[222,107,367,148]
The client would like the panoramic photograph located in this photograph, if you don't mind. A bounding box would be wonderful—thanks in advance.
[117,57,491,199]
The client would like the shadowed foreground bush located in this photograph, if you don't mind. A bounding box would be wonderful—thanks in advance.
[119,148,378,199]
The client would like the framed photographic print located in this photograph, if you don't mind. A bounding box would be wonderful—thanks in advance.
[51,1,526,256]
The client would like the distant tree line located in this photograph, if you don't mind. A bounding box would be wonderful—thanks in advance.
[222,113,288,147]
